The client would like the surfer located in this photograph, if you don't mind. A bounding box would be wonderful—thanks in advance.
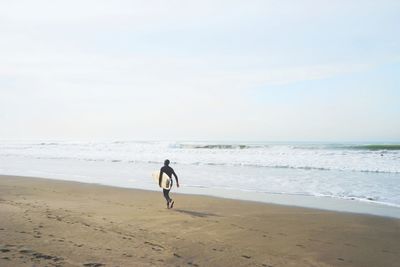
[159,159,179,209]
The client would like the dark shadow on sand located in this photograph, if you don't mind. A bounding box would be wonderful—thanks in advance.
[174,209,219,218]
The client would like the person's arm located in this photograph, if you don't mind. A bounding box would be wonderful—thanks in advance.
[172,170,179,188]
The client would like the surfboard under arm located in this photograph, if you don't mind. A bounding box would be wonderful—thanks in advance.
[152,171,172,190]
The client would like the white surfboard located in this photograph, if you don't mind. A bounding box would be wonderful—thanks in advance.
[152,171,172,190]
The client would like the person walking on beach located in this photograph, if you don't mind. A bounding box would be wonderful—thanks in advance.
[159,159,179,209]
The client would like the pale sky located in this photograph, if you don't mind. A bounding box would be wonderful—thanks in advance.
[1,0,399,141]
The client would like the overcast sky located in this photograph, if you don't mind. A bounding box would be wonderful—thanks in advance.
[1,0,399,141]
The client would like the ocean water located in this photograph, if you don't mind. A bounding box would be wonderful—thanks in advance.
[0,141,399,214]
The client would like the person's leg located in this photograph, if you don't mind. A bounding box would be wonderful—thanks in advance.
[166,189,174,209]
[163,189,171,207]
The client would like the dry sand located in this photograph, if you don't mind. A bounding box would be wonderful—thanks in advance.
[0,175,399,267]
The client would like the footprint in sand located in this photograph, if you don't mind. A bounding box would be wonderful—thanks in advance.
[19,249,34,254]
[83,263,105,267]
[344,243,356,248]
[32,252,63,261]
[144,241,165,252]
[18,248,64,263]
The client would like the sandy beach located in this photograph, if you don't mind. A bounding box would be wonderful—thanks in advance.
[0,175,399,267]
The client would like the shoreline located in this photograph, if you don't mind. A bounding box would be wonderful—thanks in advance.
[179,186,400,219]
[1,150,399,215]
[1,173,399,219]
[1,175,400,266]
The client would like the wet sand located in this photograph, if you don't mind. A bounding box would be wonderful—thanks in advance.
[0,175,399,267]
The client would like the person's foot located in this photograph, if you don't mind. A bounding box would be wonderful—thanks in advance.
[166,201,170,209]
[169,200,174,209]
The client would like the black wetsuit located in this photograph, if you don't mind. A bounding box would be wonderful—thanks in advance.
[159,165,178,203]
